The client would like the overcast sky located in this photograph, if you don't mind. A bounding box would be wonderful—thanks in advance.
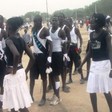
[0,0,97,19]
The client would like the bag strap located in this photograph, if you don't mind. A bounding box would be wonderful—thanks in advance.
[33,32,47,54]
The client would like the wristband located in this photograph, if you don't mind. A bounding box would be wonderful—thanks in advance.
[61,39,67,43]
[47,56,52,63]
[46,67,52,74]
[46,36,52,41]
[64,53,67,59]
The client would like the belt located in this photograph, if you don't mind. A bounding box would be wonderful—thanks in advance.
[7,63,23,70]
[33,52,43,55]
[70,43,77,46]
[33,53,47,57]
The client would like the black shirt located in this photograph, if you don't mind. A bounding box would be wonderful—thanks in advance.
[5,37,26,66]
[90,30,109,61]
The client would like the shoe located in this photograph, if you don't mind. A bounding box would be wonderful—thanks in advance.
[62,86,70,93]
[38,99,46,106]
[84,77,88,81]
[31,95,34,101]
[80,79,85,84]
[47,94,55,101]
[66,79,73,84]
[50,95,62,106]
[65,85,70,89]
[46,85,53,93]
[73,71,78,75]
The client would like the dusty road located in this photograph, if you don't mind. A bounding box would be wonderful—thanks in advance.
[4,26,110,112]
[24,26,110,112]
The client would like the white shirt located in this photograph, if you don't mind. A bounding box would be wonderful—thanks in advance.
[70,27,78,44]
[33,27,47,54]
[49,27,62,52]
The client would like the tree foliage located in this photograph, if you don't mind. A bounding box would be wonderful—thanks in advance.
[22,0,112,22]
[22,11,51,22]
[53,0,112,19]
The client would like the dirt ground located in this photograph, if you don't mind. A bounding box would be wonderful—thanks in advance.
[4,25,110,112]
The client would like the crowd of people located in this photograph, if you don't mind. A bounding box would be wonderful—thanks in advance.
[0,12,112,112]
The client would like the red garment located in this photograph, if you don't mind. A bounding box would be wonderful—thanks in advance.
[86,20,90,26]
[75,48,79,53]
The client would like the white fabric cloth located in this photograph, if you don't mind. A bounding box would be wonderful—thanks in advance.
[49,27,62,52]
[70,27,78,44]
[33,26,47,54]
[3,68,33,111]
[87,60,112,93]
[22,33,31,44]
[46,36,52,41]
[61,25,66,30]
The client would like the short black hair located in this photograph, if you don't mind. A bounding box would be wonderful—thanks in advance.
[34,15,42,22]
[7,17,23,32]
[58,13,65,19]
[52,16,58,20]
[92,13,106,28]
[66,17,73,23]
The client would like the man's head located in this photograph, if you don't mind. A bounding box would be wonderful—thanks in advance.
[90,13,106,30]
[6,17,23,35]
[58,13,65,24]
[66,17,73,28]
[51,16,59,28]
[33,15,42,28]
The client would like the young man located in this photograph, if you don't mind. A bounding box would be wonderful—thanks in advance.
[48,16,68,105]
[47,14,71,93]
[66,17,84,84]
[30,15,52,106]
[58,13,71,93]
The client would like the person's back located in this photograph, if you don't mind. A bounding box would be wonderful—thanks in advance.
[5,37,25,66]
[3,17,34,112]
